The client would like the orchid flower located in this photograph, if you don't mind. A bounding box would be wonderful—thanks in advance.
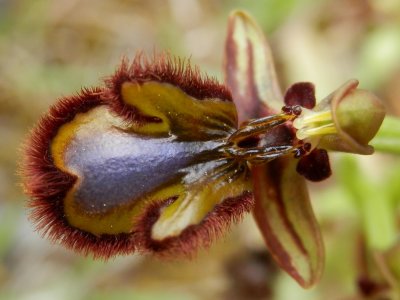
[21,10,385,289]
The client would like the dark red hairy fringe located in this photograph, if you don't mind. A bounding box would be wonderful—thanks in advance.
[135,191,254,258]
[21,53,243,259]
[104,52,233,123]
[21,88,139,259]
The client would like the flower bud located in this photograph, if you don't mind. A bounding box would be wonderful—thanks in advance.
[293,80,386,154]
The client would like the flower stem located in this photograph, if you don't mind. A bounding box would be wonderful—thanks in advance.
[338,156,397,251]
[371,115,400,155]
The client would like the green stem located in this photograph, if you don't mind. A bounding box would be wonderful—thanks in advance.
[338,156,397,251]
[371,115,400,155]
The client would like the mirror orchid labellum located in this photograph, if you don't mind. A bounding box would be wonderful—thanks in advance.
[21,54,302,258]
[20,12,386,289]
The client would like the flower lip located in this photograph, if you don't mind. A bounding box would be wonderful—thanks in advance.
[21,52,250,259]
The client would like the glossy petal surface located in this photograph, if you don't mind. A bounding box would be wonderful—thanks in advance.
[252,159,324,288]
[23,54,255,258]
[51,81,248,236]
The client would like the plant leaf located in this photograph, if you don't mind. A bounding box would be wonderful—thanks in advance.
[224,10,283,122]
[251,158,324,288]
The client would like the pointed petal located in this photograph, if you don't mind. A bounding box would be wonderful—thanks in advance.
[251,158,324,288]
[224,10,283,122]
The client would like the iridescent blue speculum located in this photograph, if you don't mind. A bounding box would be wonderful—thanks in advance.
[22,54,275,258]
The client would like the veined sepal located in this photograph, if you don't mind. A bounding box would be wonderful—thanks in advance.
[252,158,324,288]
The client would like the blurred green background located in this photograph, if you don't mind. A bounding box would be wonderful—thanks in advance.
[1,0,400,299]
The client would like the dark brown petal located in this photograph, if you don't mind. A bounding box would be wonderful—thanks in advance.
[284,82,316,109]
[296,148,332,182]
[251,158,324,288]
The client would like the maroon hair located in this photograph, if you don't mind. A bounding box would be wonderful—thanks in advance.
[104,53,233,123]
[21,53,251,259]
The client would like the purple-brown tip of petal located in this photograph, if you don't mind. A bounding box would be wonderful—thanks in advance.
[20,88,142,259]
[105,52,233,123]
[284,82,316,109]
[135,192,254,258]
[296,148,332,182]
